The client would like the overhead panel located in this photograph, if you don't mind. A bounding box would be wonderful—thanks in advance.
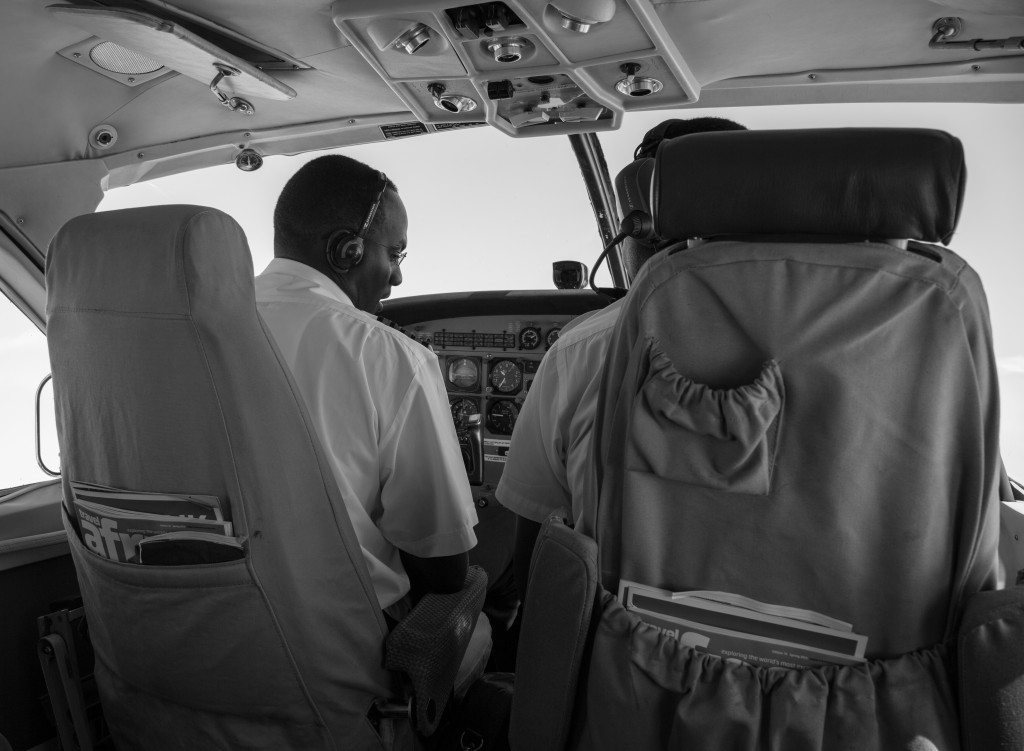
[332,0,699,138]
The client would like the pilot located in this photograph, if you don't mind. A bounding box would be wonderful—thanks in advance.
[496,118,748,595]
[254,155,489,685]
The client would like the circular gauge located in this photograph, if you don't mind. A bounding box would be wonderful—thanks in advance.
[450,398,479,429]
[489,360,523,393]
[486,400,520,435]
[447,357,479,390]
[546,328,561,348]
[519,326,541,350]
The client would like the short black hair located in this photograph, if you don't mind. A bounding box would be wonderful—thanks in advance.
[273,154,399,257]
[633,117,747,160]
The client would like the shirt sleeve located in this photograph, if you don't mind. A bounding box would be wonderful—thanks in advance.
[377,352,479,557]
[496,347,573,523]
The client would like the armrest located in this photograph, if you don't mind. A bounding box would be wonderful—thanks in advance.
[509,517,598,751]
[958,584,1024,750]
[385,565,488,736]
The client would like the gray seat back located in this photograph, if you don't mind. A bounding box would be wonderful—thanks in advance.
[509,129,1017,750]
[46,205,404,750]
[590,128,1003,657]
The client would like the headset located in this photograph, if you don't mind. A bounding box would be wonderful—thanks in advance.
[325,170,390,273]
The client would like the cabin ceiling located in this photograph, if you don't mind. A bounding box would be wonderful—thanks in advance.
[4,0,1024,175]
[2,0,1023,325]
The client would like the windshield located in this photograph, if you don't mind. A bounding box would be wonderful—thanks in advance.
[97,102,1023,474]
[99,126,599,295]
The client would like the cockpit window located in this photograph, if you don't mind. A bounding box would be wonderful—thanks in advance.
[0,294,55,492]
[99,126,602,294]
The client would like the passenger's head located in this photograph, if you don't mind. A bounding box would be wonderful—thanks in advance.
[616,117,747,275]
[274,154,407,314]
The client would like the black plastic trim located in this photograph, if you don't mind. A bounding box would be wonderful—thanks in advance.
[380,289,611,326]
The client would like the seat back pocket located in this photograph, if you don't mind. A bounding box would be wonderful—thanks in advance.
[66,518,319,724]
[627,344,784,496]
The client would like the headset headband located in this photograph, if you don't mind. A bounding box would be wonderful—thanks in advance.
[357,171,389,239]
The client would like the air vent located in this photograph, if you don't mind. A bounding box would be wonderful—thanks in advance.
[89,41,162,74]
[58,36,169,87]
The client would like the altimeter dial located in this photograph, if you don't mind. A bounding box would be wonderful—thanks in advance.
[488,360,522,393]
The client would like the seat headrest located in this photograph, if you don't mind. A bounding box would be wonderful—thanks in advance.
[46,205,255,319]
[652,128,966,245]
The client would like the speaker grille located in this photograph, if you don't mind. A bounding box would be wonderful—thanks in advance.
[89,41,163,75]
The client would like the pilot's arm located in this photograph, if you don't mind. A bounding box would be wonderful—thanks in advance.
[497,304,620,598]
[378,352,478,600]
[496,346,574,598]
[401,550,467,598]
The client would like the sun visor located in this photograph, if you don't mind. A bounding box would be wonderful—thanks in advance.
[46,206,255,321]
[652,128,966,245]
[47,5,296,102]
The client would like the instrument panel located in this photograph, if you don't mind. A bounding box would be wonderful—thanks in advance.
[379,290,609,488]
[430,320,561,485]
[377,290,608,583]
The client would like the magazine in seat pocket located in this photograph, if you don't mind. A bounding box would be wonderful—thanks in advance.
[626,342,784,495]
[62,508,319,725]
[574,591,958,751]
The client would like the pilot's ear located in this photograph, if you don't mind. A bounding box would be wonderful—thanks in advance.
[325,230,364,272]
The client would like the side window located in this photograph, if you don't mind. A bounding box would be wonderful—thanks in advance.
[0,294,56,492]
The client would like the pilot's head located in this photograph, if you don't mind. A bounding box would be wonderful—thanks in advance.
[616,117,746,273]
[274,154,407,314]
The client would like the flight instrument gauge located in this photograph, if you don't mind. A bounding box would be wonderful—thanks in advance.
[450,398,479,429]
[546,328,561,348]
[519,326,541,350]
[486,400,520,435]
[488,360,522,393]
[447,357,480,390]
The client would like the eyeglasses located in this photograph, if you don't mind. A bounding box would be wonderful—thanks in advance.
[363,237,407,266]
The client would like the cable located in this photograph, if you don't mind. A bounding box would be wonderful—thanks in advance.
[590,210,654,293]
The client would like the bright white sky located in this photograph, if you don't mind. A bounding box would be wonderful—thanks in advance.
[2,102,1022,489]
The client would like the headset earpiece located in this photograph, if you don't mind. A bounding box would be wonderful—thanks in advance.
[325,171,388,274]
[325,230,364,272]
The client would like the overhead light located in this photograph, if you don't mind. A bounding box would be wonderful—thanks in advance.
[558,12,591,33]
[546,0,616,34]
[428,82,478,114]
[487,37,528,63]
[615,62,663,97]
[392,23,433,55]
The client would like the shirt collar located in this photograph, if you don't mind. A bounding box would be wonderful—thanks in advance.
[261,257,355,309]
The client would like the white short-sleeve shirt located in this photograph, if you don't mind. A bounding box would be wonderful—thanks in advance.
[255,258,477,609]
[496,300,623,524]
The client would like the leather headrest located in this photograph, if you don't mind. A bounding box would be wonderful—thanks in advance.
[652,128,966,245]
[46,205,255,320]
